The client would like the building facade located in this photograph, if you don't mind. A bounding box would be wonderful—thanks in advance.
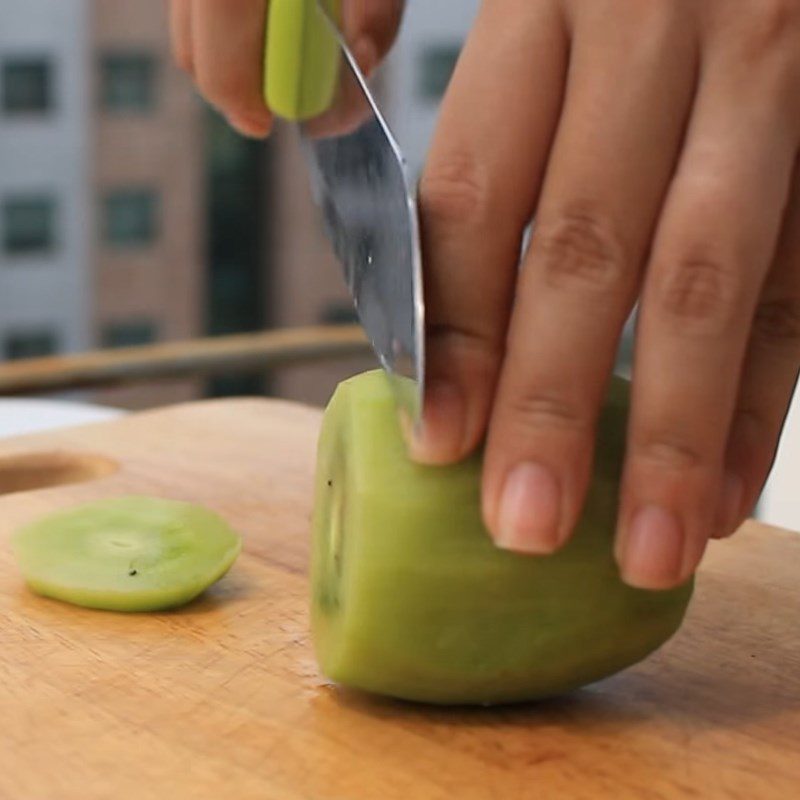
[0,0,92,363]
[1,0,482,409]
[384,0,481,180]
[0,0,204,409]
[90,0,204,408]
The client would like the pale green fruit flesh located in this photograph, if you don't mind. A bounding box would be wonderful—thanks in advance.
[12,496,241,612]
[264,0,341,121]
[311,370,693,705]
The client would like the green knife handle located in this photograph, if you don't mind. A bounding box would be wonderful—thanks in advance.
[264,0,342,122]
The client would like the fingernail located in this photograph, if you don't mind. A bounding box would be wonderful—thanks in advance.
[496,463,561,555]
[405,379,465,464]
[718,473,743,538]
[225,111,271,139]
[621,506,684,590]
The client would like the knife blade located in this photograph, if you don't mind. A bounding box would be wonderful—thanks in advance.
[265,0,425,426]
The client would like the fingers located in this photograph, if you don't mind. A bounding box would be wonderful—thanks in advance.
[169,0,194,74]
[410,0,569,466]
[190,0,272,138]
[315,0,405,134]
[169,1,402,139]
[717,161,800,538]
[616,34,800,588]
[300,32,386,140]
[342,0,405,74]
[481,3,697,554]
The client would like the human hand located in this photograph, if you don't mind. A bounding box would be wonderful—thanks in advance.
[412,0,800,590]
[168,0,404,137]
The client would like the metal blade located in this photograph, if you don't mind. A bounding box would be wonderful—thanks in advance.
[296,2,425,425]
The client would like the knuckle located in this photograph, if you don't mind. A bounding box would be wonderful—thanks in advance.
[504,389,589,435]
[751,296,800,348]
[633,432,707,471]
[427,321,503,365]
[653,254,742,332]
[419,152,490,226]
[533,205,629,292]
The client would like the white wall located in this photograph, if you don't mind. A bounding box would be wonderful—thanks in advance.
[760,388,800,531]
[0,0,91,355]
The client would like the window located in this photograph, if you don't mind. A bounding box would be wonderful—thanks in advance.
[4,330,58,360]
[2,58,52,114]
[417,44,461,101]
[103,189,158,247]
[100,53,156,111]
[102,320,157,349]
[2,196,56,255]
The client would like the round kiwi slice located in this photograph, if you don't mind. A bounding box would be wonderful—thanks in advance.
[311,370,694,706]
[12,496,242,612]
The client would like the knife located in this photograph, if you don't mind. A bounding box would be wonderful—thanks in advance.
[264,0,425,427]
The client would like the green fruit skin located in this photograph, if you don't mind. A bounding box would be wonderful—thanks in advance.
[311,370,693,706]
[265,0,341,122]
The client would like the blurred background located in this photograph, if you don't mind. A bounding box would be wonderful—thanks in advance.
[0,0,796,528]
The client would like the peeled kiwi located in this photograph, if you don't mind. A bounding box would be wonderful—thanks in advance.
[311,370,693,705]
[12,496,241,612]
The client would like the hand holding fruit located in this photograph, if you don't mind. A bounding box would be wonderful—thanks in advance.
[168,0,404,137]
[411,0,800,591]
[312,371,693,704]
[173,0,800,592]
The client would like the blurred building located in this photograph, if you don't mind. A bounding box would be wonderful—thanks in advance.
[0,0,92,365]
[384,0,480,179]
[91,0,205,408]
[0,0,204,409]
[0,0,483,409]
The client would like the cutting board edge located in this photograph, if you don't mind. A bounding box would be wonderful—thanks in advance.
[0,396,324,454]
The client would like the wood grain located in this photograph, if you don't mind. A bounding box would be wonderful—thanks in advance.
[0,398,797,800]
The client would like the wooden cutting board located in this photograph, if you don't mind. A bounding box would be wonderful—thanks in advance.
[0,398,798,800]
